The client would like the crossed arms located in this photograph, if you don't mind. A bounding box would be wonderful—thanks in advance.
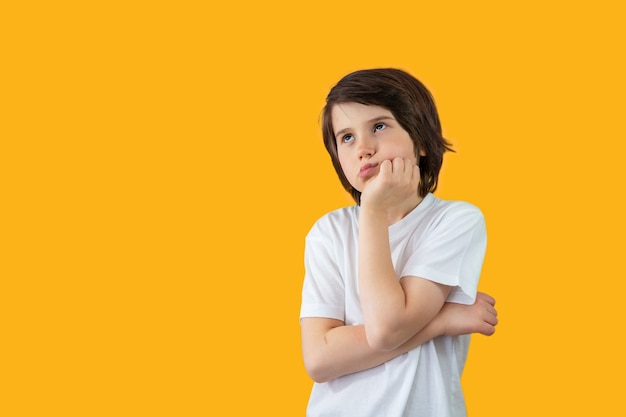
[301,292,497,383]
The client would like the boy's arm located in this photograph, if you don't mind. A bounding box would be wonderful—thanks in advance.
[301,292,497,383]
[358,158,485,351]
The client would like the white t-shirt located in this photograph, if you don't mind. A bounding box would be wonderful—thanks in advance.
[300,193,487,417]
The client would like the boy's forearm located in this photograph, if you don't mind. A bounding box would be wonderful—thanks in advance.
[358,208,417,349]
[313,319,444,383]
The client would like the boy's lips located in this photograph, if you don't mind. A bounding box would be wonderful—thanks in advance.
[359,163,378,178]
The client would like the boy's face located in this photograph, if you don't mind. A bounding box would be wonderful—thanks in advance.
[332,102,424,193]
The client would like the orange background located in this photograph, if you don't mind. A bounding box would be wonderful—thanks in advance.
[2,1,625,415]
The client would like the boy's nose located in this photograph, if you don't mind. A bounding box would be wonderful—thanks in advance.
[357,137,376,159]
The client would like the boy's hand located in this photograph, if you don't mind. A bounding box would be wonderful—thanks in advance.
[439,292,498,337]
[360,157,420,213]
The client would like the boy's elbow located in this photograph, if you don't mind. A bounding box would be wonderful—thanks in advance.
[308,371,332,384]
[303,354,333,383]
[365,327,402,352]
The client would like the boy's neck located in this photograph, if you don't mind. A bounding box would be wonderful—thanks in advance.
[386,194,423,226]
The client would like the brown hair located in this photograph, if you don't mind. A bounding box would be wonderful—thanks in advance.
[321,68,454,204]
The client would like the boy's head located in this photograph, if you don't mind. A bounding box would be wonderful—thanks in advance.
[321,68,453,204]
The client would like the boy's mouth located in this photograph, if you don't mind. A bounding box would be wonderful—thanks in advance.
[359,163,378,178]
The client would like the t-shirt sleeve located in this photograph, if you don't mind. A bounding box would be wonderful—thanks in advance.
[299,219,345,321]
[400,203,487,305]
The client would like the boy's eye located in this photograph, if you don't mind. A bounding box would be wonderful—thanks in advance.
[374,123,387,132]
[342,134,355,143]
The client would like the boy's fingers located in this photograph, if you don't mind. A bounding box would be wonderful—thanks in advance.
[379,159,392,176]
[392,157,404,174]
[476,292,496,306]
[481,323,496,336]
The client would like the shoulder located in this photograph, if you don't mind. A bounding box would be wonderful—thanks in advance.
[306,206,359,239]
[403,195,485,239]
[425,194,484,224]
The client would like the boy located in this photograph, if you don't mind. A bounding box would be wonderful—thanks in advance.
[300,68,497,416]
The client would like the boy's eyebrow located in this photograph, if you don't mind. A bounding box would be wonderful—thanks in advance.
[334,115,396,138]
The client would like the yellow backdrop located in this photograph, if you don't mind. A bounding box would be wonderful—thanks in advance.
[2,0,625,415]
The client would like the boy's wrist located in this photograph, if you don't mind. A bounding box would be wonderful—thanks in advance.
[359,204,387,220]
